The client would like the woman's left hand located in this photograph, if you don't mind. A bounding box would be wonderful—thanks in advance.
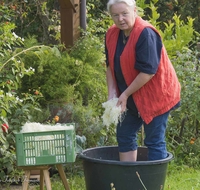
[117,92,128,112]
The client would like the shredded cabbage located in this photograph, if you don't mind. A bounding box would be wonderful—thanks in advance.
[20,122,74,133]
[102,98,123,127]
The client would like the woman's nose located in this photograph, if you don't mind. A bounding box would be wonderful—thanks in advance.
[118,14,123,21]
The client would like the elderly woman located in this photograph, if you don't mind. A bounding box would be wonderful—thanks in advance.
[105,0,181,161]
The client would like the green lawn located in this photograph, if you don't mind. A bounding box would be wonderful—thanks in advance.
[165,163,200,190]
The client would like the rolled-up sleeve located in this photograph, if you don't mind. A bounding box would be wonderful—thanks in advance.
[135,28,162,74]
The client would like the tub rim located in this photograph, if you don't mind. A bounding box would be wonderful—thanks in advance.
[78,145,173,166]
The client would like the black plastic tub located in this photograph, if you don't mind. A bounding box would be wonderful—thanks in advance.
[79,146,173,190]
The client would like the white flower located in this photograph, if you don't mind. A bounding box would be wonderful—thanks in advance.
[25,67,35,72]
[12,32,19,39]
[6,92,13,97]
[29,67,35,72]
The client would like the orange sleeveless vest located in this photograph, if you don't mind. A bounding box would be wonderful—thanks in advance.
[106,17,181,124]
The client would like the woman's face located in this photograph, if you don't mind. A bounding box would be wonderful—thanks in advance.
[110,2,136,35]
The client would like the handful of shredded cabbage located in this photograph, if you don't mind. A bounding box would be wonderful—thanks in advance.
[102,98,123,127]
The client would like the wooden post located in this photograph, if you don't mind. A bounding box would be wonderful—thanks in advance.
[58,0,80,48]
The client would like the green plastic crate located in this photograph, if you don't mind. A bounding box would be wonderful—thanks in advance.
[15,123,76,166]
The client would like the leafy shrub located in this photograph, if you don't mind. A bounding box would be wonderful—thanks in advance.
[19,33,107,109]
[167,47,200,168]
[155,0,200,34]
[139,0,197,58]
[0,22,44,180]
[1,0,60,45]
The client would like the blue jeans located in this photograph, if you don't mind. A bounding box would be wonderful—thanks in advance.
[117,109,170,161]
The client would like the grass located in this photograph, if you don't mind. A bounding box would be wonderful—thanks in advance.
[32,173,85,190]
[165,162,200,189]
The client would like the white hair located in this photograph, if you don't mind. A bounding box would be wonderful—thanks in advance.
[107,0,136,13]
